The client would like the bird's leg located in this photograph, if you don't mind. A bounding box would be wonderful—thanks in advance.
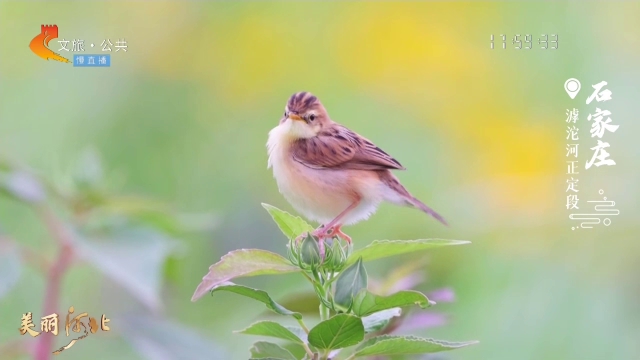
[295,224,325,243]
[294,233,307,244]
[331,225,352,244]
[312,199,361,240]
[295,199,359,261]
[318,237,326,260]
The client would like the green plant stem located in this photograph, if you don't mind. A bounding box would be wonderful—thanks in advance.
[300,342,315,359]
[301,271,315,284]
[321,349,331,360]
[316,268,331,321]
[319,302,330,321]
[325,271,335,306]
[324,271,340,287]
[296,318,310,334]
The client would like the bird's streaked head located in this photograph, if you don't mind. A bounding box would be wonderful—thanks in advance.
[280,92,329,138]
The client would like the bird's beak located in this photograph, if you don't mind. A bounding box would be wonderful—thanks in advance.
[288,114,304,122]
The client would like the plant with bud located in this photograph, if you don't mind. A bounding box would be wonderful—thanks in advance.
[191,204,477,360]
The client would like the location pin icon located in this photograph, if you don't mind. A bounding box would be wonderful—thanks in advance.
[564,78,581,99]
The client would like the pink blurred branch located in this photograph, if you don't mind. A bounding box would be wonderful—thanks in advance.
[32,207,75,360]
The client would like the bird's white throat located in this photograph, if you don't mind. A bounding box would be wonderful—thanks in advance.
[267,119,315,168]
[267,123,289,170]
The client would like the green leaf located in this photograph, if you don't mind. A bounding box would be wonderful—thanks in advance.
[250,341,297,360]
[308,314,364,350]
[261,203,314,240]
[352,335,479,357]
[334,257,367,308]
[75,227,177,311]
[210,282,302,319]
[352,290,432,317]
[119,314,228,359]
[0,242,22,299]
[281,343,307,360]
[236,321,306,344]
[361,308,402,333]
[346,239,470,266]
[283,325,308,344]
[192,249,300,301]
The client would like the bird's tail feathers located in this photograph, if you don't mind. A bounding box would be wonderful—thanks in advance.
[407,196,448,226]
[378,170,448,226]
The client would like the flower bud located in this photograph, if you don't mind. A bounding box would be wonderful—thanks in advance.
[325,239,348,272]
[300,233,321,267]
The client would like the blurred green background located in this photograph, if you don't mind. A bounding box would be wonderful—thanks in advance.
[1,1,639,359]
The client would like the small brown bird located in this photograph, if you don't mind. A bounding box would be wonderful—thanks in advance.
[267,92,446,253]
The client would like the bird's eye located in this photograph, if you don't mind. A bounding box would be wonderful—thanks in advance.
[308,114,316,121]
[284,111,287,117]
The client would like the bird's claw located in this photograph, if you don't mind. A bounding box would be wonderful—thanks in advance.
[331,227,352,244]
[294,233,306,244]
[295,225,350,262]
[311,229,331,261]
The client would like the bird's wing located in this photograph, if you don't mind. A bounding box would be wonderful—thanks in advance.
[291,125,405,170]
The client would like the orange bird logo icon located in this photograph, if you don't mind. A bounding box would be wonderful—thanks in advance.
[29,24,70,63]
